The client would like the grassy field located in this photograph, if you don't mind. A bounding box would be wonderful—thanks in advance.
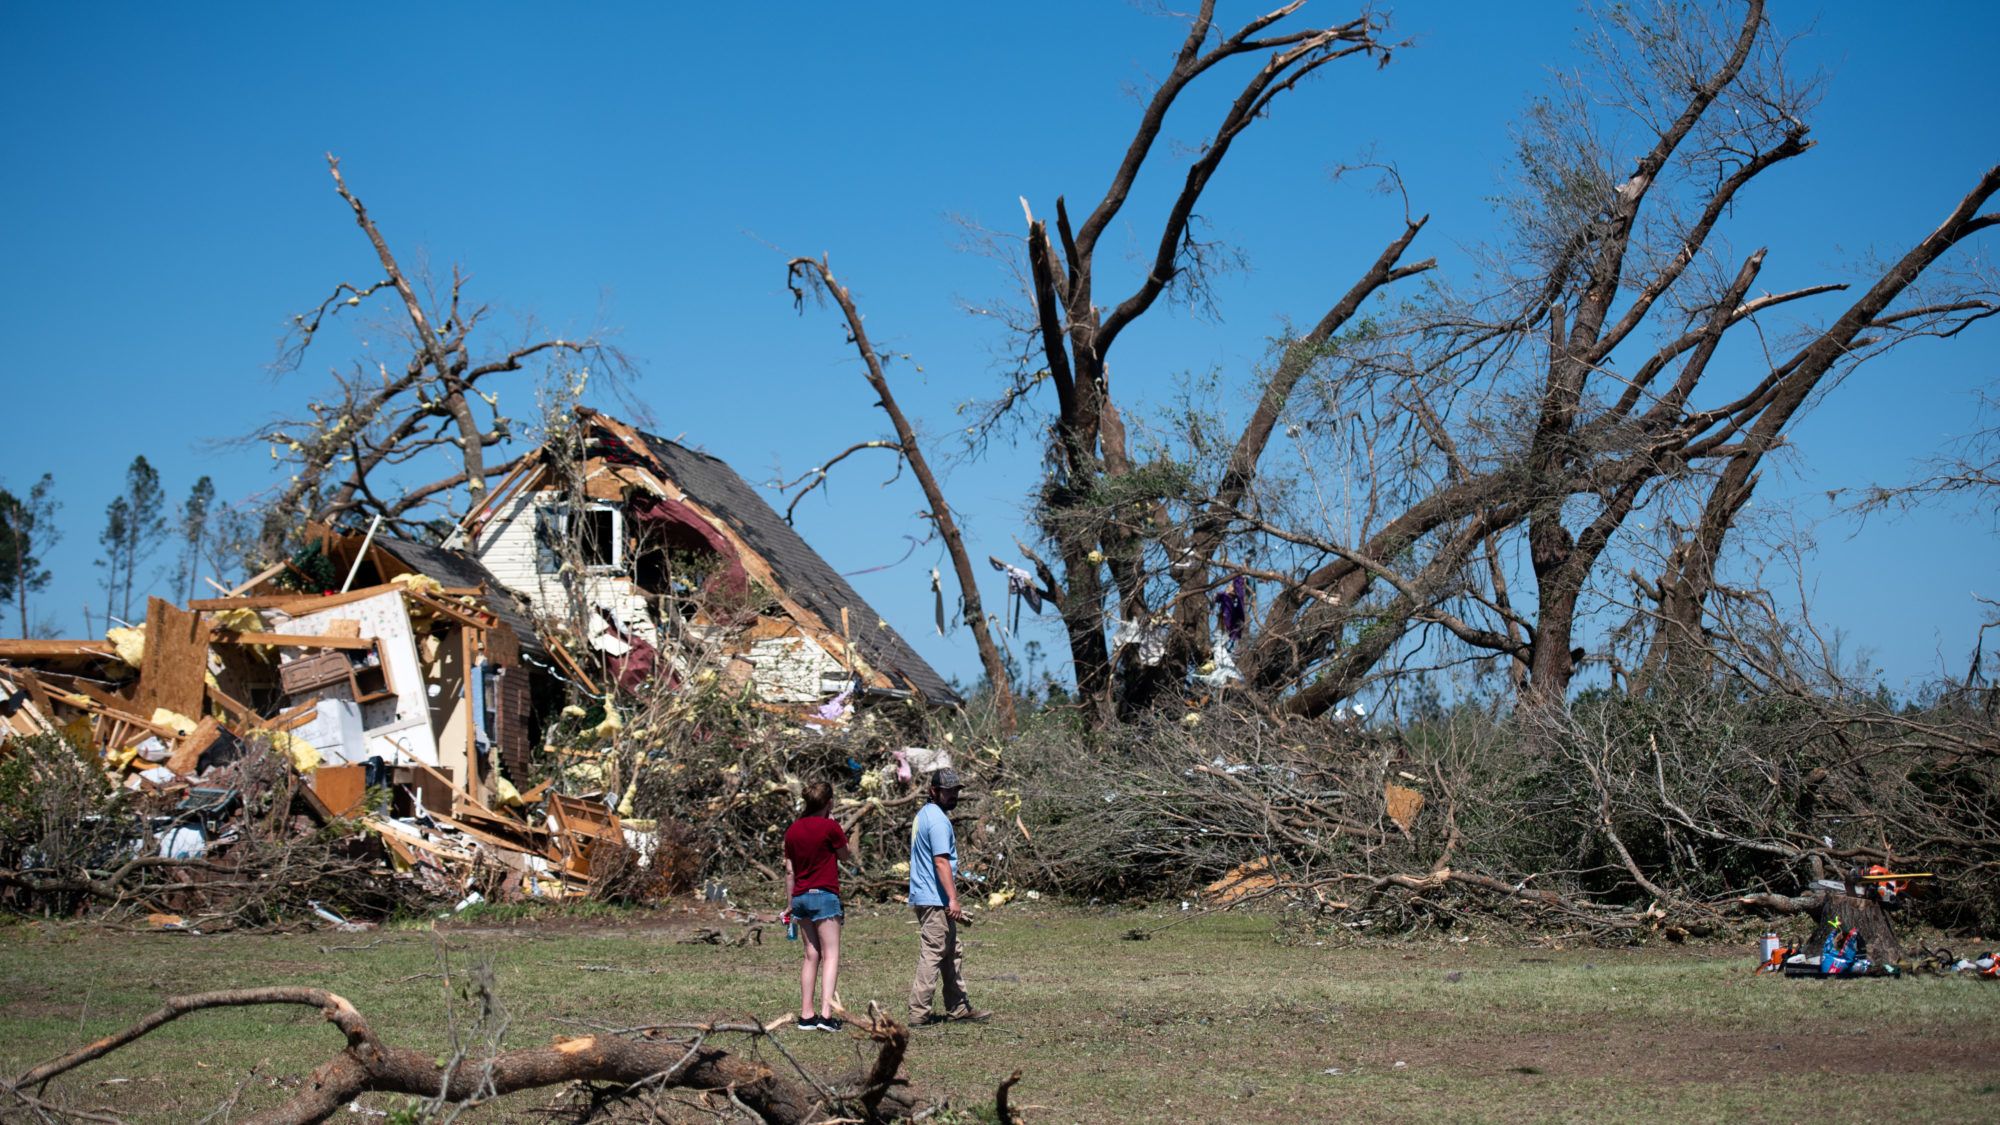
[2,901,1997,1123]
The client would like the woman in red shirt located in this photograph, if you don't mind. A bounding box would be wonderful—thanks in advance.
[783,780,856,1031]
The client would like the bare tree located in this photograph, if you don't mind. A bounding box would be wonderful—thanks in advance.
[917,0,2000,719]
[251,155,632,553]
[784,257,1017,732]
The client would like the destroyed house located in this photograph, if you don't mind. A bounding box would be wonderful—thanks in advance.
[457,408,960,712]
[0,413,960,905]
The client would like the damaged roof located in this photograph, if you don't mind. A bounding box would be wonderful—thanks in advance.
[620,424,963,708]
[369,536,551,664]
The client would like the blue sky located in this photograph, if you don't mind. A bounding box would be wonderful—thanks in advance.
[2,2,1994,693]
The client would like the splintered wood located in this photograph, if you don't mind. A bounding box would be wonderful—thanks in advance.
[1384,783,1424,834]
[1204,856,1279,906]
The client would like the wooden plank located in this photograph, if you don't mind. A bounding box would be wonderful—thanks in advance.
[199,590,472,611]
[37,686,182,740]
[16,671,57,723]
[293,777,334,822]
[450,801,545,837]
[224,559,289,597]
[262,583,405,617]
[0,668,55,737]
[0,639,117,658]
[431,808,549,854]
[205,682,258,727]
[378,830,418,867]
[272,700,322,732]
[212,632,379,651]
[461,457,544,541]
[407,590,496,630]
[166,717,222,775]
[190,595,312,610]
[370,818,473,862]
[546,643,600,695]
[33,674,136,713]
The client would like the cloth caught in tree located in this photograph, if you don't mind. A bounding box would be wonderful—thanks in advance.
[812,679,857,724]
[1214,575,1248,641]
[596,607,660,694]
[1194,640,1241,688]
[931,568,947,637]
[1111,617,1169,667]
[989,556,1046,632]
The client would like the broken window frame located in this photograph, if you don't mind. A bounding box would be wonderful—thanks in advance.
[534,501,625,576]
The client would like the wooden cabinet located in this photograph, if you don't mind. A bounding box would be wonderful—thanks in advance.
[277,639,396,705]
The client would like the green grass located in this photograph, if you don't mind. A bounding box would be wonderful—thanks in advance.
[2,903,1996,1122]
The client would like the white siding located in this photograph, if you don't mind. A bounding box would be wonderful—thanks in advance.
[749,636,849,702]
[474,490,659,648]
[471,488,546,601]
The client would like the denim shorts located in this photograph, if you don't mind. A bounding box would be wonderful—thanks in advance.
[791,889,844,923]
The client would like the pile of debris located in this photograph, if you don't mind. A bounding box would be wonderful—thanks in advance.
[0,567,616,919]
[0,410,979,926]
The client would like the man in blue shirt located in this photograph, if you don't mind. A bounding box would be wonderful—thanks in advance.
[907,768,989,1024]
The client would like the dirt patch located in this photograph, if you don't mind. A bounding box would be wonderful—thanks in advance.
[1381,1026,2000,1083]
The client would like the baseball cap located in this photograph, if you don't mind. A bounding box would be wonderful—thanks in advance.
[930,767,963,790]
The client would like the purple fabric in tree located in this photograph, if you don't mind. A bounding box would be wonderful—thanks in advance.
[1215,575,1248,641]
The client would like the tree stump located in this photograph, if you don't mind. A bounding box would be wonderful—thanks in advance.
[1806,891,1904,965]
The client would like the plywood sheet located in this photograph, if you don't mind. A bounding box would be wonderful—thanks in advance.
[138,597,210,720]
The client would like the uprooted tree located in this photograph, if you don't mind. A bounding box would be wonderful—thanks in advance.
[784,0,1999,722]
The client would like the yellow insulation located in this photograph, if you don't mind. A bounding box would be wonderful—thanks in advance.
[149,709,198,737]
[106,626,144,667]
[258,730,322,773]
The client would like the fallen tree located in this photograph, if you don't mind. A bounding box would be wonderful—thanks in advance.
[8,989,934,1125]
[1002,680,2000,940]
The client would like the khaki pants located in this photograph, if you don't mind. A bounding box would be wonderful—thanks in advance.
[908,905,969,1020]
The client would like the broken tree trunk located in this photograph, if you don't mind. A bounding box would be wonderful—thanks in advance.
[1806,891,1905,965]
[14,988,915,1125]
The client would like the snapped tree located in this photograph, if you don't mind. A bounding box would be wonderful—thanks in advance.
[251,156,632,556]
[787,0,1998,721]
